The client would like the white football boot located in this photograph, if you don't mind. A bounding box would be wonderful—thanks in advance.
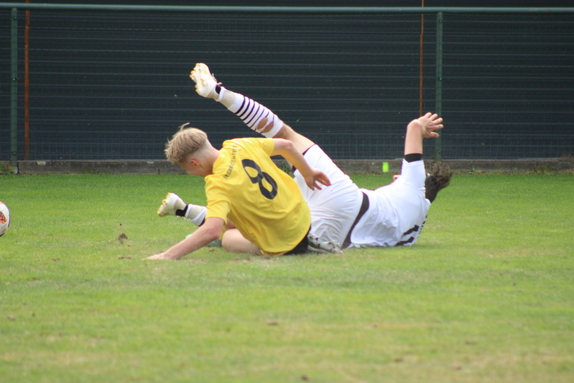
[190,63,220,100]
[157,193,187,217]
[307,235,342,254]
[157,192,207,227]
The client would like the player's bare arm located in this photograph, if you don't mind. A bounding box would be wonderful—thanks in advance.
[146,217,224,260]
[271,138,331,190]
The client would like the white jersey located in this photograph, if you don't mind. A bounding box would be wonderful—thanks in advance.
[350,160,430,248]
[294,145,430,248]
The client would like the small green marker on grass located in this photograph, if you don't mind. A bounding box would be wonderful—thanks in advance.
[382,161,389,173]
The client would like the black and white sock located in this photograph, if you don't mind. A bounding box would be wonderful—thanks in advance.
[225,93,284,137]
[176,204,207,226]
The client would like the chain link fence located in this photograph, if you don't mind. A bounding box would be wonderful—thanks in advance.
[1,6,573,162]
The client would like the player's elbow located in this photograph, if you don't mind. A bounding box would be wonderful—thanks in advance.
[200,217,225,242]
[271,139,294,157]
[204,227,221,242]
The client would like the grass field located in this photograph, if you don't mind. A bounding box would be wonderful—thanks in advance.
[0,172,573,382]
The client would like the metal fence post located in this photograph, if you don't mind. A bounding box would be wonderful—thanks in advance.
[10,8,18,171]
[434,11,443,162]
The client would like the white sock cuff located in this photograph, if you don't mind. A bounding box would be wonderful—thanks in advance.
[185,205,207,226]
[227,92,244,113]
[215,85,226,102]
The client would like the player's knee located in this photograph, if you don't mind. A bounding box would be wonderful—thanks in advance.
[221,229,259,254]
[277,123,305,141]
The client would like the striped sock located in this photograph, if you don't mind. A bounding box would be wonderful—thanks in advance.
[226,93,284,137]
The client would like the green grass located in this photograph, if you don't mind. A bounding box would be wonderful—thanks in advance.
[1,173,573,382]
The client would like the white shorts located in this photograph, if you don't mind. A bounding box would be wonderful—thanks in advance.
[293,145,363,247]
[350,159,431,248]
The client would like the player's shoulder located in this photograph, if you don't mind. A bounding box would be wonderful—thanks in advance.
[227,137,269,146]
[225,137,274,154]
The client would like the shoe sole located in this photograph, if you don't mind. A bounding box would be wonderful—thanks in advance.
[190,63,217,98]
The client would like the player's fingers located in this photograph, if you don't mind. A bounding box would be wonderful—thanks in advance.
[306,180,317,191]
[320,174,331,186]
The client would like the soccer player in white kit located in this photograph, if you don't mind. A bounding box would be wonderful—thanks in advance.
[162,63,452,251]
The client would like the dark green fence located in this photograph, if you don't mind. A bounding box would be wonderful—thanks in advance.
[1,5,573,168]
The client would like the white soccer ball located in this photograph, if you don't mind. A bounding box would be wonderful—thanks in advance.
[0,202,11,237]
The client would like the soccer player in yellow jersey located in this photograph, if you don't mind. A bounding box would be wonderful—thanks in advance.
[147,125,331,260]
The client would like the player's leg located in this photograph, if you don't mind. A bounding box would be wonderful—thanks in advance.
[190,63,314,154]
[157,193,225,247]
[221,228,261,254]
[157,192,206,225]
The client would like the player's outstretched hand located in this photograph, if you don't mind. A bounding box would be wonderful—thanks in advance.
[304,168,331,191]
[145,252,173,260]
[418,112,444,138]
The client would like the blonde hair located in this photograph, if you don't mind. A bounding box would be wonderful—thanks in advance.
[165,123,209,165]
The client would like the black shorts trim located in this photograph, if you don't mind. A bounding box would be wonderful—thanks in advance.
[284,227,311,255]
[342,192,370,249]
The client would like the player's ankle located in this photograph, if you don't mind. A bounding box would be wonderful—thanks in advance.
[211,84,224,100]
[185,204,207,226]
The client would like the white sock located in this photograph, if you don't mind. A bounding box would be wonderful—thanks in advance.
[185,204,207,226]
[214,84,226,102]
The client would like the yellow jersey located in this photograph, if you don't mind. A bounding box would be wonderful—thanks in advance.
[204,138,310,256]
